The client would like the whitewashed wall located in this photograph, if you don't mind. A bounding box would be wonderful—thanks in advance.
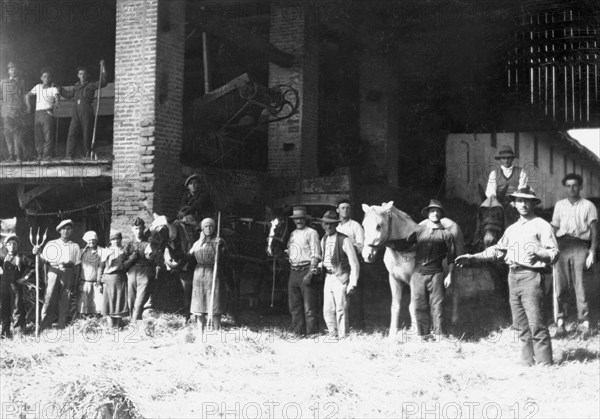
[446,132,600,209]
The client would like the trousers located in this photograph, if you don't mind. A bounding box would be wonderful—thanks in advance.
[3,115,24,159]
[127,265,154,320]
[509,269,553,366]
[288,266,319,336]
[323,274,348,337]
[66,103,94,158]
[555,237,590,321]
[0,275,24,334]
[34,110,55,158]
[41,266,75,329]
[411,271,445,336]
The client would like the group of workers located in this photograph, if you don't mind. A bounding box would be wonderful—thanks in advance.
[0,60,107,161]
[0,145,597,368]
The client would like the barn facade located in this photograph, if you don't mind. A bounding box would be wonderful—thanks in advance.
[0,0,599,248]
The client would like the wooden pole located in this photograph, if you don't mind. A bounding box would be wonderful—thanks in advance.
[207,212,221,330]
[202,32,211,93]
[35,253,40,338]
[271,256,276,308]
[91,60,104,160]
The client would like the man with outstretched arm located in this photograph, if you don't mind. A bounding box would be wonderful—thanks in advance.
[456,186,559,366]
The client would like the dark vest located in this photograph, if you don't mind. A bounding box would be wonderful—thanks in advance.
[323,233,351,276]
[495,166,521,195]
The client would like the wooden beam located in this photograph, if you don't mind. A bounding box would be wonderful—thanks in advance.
[193,72,250,108]
[17,184,56,209]
[1,161,113,185]
[190,18,295,68]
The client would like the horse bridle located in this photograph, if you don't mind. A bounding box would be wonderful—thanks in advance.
[267,216,289,246]
[367,211,393,250]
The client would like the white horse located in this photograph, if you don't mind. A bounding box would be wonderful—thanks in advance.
[361,201,464,337]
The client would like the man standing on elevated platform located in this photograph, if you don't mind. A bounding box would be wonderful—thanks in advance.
[61,60,107,160]
[0,62,27,162]
[26,68,60,161]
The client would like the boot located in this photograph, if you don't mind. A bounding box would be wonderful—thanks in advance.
[209,314,221,331]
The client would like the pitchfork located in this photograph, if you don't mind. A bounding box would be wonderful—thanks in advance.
[29,227,48,338]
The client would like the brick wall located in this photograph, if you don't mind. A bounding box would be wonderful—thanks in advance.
[359,53,399,186]
[111,0,185,235]
[268,2,319,181]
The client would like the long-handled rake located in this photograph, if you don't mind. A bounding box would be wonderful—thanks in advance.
[29,227,48,337]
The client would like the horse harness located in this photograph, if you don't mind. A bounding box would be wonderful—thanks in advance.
[368,211,416,253]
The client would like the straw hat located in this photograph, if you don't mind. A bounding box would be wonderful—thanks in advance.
[289,206,308,219]
[509,186,541,205]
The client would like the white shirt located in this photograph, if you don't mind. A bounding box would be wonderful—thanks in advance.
[287,226,321,267]
[41,239,82,267]
[28,84,59,111]
[336,219,365,253]
[485,165,528,198]
[552,198,598,241]
[482,216,559,269]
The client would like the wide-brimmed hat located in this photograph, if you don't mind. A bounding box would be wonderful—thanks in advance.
[7,62,17,69]
[421,199,445,218]
[289,206,308,219]
[4,234,19,245]
[509,186,541,205]
[495,145,516,160]
[56,219,73,232]
[320,210,340,224]
[184,174,202,187]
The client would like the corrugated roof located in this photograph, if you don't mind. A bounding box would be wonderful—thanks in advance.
[560,131,600,167]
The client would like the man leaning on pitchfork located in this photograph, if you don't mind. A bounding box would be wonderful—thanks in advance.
[32,219,82,331]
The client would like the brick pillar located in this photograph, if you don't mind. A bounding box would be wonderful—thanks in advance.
[111,0,185,233]
[359,53,399,186]
[268,2,319,179]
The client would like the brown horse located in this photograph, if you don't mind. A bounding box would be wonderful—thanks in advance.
[475,186,511,306]
[361,201,464,337]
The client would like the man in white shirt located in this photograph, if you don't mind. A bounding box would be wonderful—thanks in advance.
[33,219,82,330]
[286,206,321,337]
[551,173,598,336]
[26,68,60,160]
[457,187,558,366]
[320,210,360,339]
[336,199,366,329]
